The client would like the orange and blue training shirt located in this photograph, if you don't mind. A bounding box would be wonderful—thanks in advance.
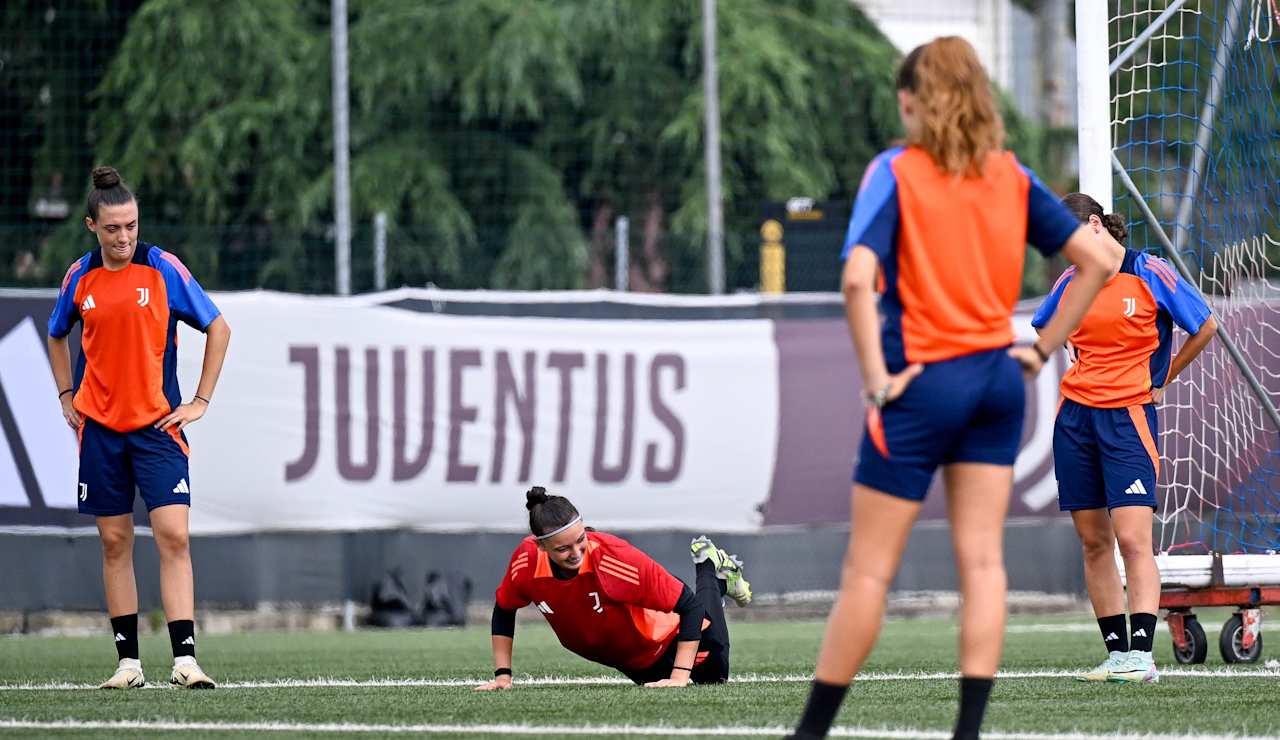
[842,146,1081,370]
[48,242,221,433]
[1031,249,1211,408]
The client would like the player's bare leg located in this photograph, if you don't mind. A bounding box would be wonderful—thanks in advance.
[97,514,144,689]
[152,505,193,622]
[1070,508,1131,681]
[152,504,215,688]
[944,463,1012,677]
[98,514,139,623]
[788,484,920,737]
[1108,505,1160,684]
[942,463,1011,739]
[1071,509,1125,616]
[814,485,920,684]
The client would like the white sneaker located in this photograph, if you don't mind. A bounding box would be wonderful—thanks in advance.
[1075,650,1128,681]
[99,658,145,689]
[169,656,216,689]
[1107,650,1160,684]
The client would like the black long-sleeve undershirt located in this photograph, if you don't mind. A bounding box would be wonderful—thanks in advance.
[672,583,704,641]
[491,603,516,638]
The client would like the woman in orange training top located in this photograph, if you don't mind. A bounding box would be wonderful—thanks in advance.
[786,38,1116,740]
[1033,193,1217,685]
[48,166,231,690]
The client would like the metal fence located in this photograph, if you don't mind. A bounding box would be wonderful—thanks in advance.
[3,1,1073,296]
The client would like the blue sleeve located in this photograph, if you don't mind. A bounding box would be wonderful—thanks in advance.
[1022,166,1082,257]
[1139,255,1212,334]
[841,148,901,261]
[1031,269,1074,328]
[47,258,87,339]
[152,249,221,331]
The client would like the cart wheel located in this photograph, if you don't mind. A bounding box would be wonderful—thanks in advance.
[1219,614,1263,663]
[1173,616,1208,664]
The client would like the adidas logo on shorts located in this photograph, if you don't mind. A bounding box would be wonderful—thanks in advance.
[1125,479,1148,496]
[173,479,190,494]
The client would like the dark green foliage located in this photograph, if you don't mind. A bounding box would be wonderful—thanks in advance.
[25,0,1057,292]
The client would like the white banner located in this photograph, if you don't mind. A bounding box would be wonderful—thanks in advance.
[176,293,780,534]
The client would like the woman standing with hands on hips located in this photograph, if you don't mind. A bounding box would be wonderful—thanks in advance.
[786,38,1117,740]
[47,166,231,689]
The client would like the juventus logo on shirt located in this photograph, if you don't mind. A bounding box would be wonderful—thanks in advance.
[1123,297,1137,317]
[588,591,603,613]
[136,288,150,307]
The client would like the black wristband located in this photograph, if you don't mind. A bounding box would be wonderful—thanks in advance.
[1032,343,1050,363]
[671,666,692,673]
[58,388,73,399]
[193,394,211,405]
[494,668,512,678]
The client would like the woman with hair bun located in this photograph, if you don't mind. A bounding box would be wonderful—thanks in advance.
[474,487,750,690]
[47,166,231,690]
[1033,192,1218,684]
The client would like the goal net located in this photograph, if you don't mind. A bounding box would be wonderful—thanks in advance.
[1108,0,1280,558]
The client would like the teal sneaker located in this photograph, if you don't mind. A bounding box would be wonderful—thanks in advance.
[1106,650,1159,684]
[1074,651,1128,682]
[690,536,751,607]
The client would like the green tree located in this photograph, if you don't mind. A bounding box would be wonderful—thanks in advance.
[42,0,1052,293]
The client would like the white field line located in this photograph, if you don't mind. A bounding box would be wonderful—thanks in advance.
[0,719,1277,739]
[1003,623,1166,634]
[2,667,1277,691]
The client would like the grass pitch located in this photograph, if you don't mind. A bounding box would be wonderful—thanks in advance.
[1,613,1278,738]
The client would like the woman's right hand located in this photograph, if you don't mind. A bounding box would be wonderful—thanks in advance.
[1008,345,1047,379]
[60,395,81,430]
[884,363,924,403]
[474,675,513,691]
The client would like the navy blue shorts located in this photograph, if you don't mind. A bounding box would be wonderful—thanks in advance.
[854,347,1025,501]
[1054,398,1159,511]
[78,416,191,517]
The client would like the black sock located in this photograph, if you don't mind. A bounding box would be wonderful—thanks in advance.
[168,619,196,658]
[695,559,727,598]
[952,676,994,740]
[1097,613,1129,653]
[794,679,849,739]
[1130,613,1157,653]
[110,614,139,661]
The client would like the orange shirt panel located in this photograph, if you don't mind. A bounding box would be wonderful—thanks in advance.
[72,264,173,431]
[1059,274,1161,408]
[892,149,1029,363]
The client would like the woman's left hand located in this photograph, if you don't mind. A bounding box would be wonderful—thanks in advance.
[644,675,691,688]
[155,399,208,432]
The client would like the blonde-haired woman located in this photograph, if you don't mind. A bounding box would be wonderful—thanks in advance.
[786,38,1117,739]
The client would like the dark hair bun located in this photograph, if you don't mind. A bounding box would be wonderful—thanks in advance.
[1101,213,1129,245]
[91,166,121,190]
[525,486,548,511]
